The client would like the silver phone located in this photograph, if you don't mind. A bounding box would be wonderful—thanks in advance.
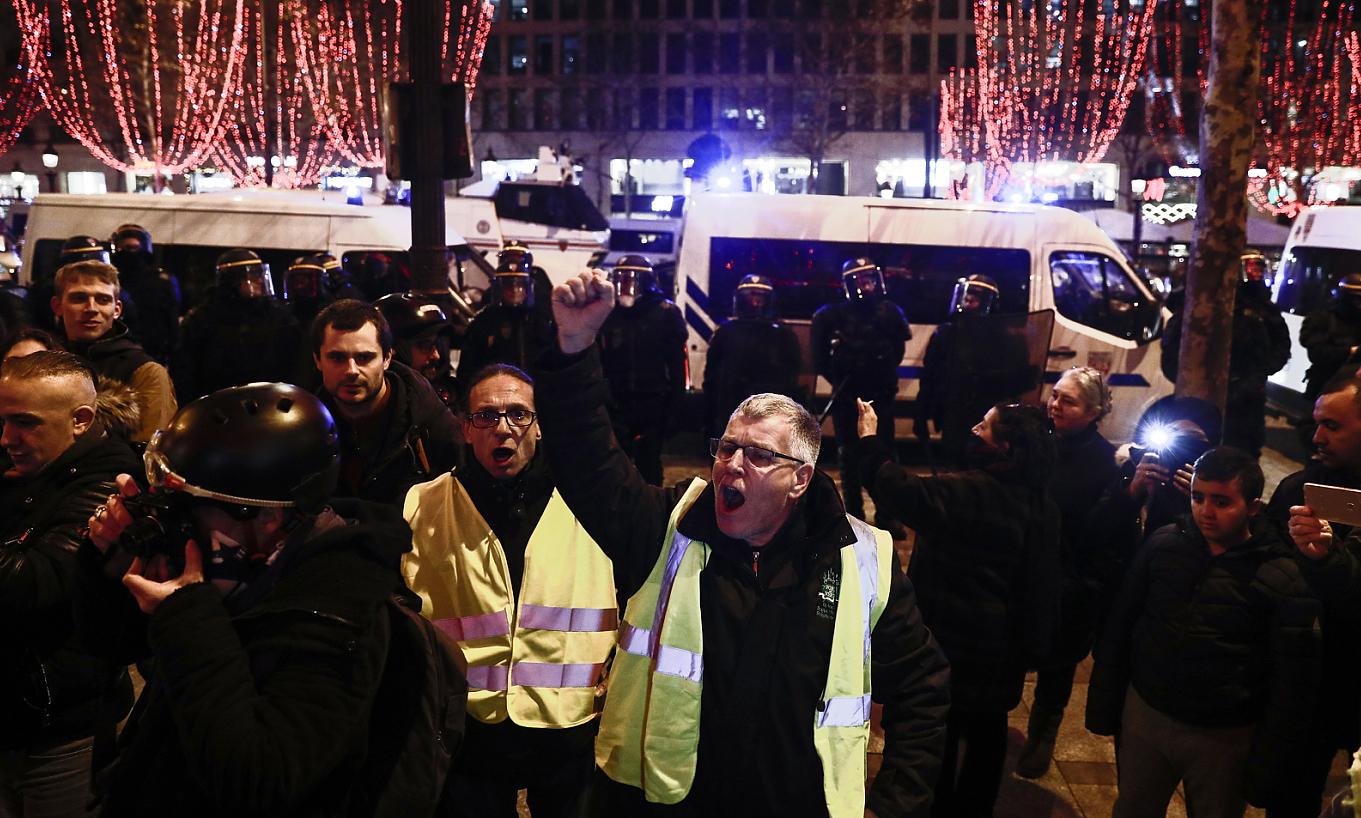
[1303,482,1361,527]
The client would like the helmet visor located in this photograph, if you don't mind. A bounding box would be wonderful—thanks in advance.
[948,279,999,315]
[496,273,533,308]
[144,430,294,508]
[842,267,884,300]
[734,283,774,318]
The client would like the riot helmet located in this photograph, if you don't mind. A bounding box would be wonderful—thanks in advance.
[841,257,885,301]
[214,248,275,300]
[144,383,340,513]
[611,255,657,309]
[733,274,776,320]
[949,274,999,316]
[1334,273,1361,309]
[284,254,333,301]
[59,235,111,267]
[1239,250,1269,284]
[374,292,448,340]
[493,243,534,308]
[111,223,153,255]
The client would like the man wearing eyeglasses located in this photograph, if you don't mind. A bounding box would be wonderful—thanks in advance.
[532,271,950,818]
[312,299,460,506]
[403,362,615,817]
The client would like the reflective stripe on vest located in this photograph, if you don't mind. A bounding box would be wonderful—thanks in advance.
[614,532,706,683]
[402,473,617,728]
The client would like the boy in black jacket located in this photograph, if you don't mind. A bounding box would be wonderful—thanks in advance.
[1087,447,1322,818]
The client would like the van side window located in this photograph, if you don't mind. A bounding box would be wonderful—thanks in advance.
[1049,251,1162,343]
[1273,247,1361,316]
[706,237,1029,323]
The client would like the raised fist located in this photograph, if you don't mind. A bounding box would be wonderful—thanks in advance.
[552,270,616,355]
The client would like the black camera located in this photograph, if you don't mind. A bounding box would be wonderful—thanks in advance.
[118,491,197,567]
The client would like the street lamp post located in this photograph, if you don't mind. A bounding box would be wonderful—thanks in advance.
[41,144,59,193]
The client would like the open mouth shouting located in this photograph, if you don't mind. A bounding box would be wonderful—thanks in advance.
[719,484,746,512]
[491,445,516,466]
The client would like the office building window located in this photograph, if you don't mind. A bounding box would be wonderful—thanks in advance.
[746,33,767,74]
[667,0,687,16]
[940,0,958,18]
[534,0,552,19]
[719,87,740,129]
[666,87,687,129]
[481,88,504,130]
[909,33,929,73]
[510,0,528,20]
[771,85,792,130]
[560,87,584,130]
[562,35,580,74]
[773,0,793,15]
[883,34,902,73]
[586,0,605,17]
[587,90,609,130]
[693,0,713,14]
[639,88,660,130]
[508,35,528,74]
[482,36,501,74]
[907,96,929,130]
[854,33,874,74]
[965,35,977,68]
[487,0,501,20]
[773,38,794,73]
[613,91,633,129]
[693,31,714,73]
[534,89,555,129]
[719,32,740,73]
[641,0,659,16]
[693,86,714,130]
[937,33,957,71]
[882,92,902,130]
[852,88,874,130]
[534,35,554,74]
[667,33,687,74]
[508,88,528,129]
[828,93,848,131]
[800,0,821,14]
[612,32,632,73]
[585,32,606,73]
[613,0,631,18]
[640,33,660,73]
[561,0,581,17]
[749,0,768,16]
[720,0,739,18]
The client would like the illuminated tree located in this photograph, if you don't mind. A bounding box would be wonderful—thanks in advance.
[0,1,42,160]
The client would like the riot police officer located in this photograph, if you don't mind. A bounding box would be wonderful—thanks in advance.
[704,274,803,435]
[810,257,910,529]
[915,274,1001,463]
[596,255,688,486]
[1301,271,1361,404]
[284,253,343,328]
[110,223,180,361]
[457,243,556,401]
[375,291,456,409]
[173,248,304,401]
[1161,250,1290,457]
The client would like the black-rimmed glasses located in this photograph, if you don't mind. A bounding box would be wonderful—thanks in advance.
[467,408,537,429]
[710,438,805,468]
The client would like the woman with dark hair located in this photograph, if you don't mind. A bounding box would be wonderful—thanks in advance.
[857,400,1061,818]
[1,327,62,362]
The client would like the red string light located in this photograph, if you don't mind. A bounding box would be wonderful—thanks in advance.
[941,0,1155,199]
[0,0,42,161]
[1142,0,1207,166]
[15,0,246,178]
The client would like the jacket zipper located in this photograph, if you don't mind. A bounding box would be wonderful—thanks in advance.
[751,549,760,576]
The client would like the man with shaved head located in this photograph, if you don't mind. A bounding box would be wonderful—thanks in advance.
[0,350,139,815]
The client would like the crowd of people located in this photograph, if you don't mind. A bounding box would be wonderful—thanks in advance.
[0,224,1359,818]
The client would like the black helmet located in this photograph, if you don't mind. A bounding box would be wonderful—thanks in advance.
[733,274,776,320]
[1239,250,1269,284]
[612,254,657,307]
[493,243,534,308]
[111,223,153,254]
[144,383,340,513]
[1334,272,1361,305]
[949,274,999,316]
[215,248,275,299]
[59,235,111,266]
[374,292,448,340]
[283,253,336,301]
[841,257,884,301]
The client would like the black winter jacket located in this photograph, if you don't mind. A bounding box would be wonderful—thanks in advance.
[1161,282,1291,398]
[1086,516,1322,806]
[78,499,410,818]
[173,291,304,402]
[321,362,461,506]
[703,317,804,435]
[1300,302,1361,401]
[535,347,950,818]
[810,298,910,399]
[597,292,688,406]
[860,437,1062,712]
[457,303,557,395]
[111,251,181,362]
[0,430,139,750]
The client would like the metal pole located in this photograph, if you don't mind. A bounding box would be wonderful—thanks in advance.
[408,0,449,292]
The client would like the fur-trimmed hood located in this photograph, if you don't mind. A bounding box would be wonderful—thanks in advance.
[96,374,142,441]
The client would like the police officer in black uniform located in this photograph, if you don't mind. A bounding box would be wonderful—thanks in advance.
[110,224,181,362]
[810,257,910,531]
[375,291,456,410]
[173,249,304,401]
[457,244,556,399]
[703,274,803,435]
[1301,271,1361,404]
[597,255,688,486]
[283,253,344,329]
[915,274,1001,464]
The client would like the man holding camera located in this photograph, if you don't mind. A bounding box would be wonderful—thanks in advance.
[80,382,418,817]
[0,351,139,816]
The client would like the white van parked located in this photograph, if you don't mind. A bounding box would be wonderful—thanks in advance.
[676,192,1172,442]
[1268,205,1361,416]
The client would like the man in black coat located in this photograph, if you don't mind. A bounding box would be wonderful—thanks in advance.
[80,382,421,818]
[457,246,557,402]
[0,351,138,816]
[1088,448,1322,817]
[109,224,180,363]
[1263,371,1361,817]
[313,299,461,505]
[703,274,804,437]
[536,272,950,818]
[1300,272,1361,405]
[811,258,909,531]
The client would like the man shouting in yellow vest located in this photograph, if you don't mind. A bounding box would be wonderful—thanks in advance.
[536,272,951,818]
[403,362,616,816]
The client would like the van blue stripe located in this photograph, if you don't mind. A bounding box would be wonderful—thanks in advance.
[685,307,713,342]
[685,278,711,311]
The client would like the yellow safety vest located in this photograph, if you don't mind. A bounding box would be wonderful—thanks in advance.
[402,472,617,728]
[596,478,894,817]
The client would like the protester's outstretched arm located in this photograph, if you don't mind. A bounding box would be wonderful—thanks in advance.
[856,399,949,535]
[536,272,681,598]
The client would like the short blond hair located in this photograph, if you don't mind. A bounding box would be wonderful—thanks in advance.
[54,261,121,298]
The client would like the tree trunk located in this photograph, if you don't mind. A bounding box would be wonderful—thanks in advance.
[1175,0,1261,411]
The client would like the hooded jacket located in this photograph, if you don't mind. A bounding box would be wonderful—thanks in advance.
[535,347,950,818]
[78,499,411,818]
[66,320,177,443]
[0,428,139,750]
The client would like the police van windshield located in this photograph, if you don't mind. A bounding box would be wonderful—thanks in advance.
[705,237,1030,323]
[611,229,676,255]
[493,183,610,232]
[1273,246,1361,315]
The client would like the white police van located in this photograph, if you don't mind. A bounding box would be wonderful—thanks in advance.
[1269,205,1361,416]
[675,192,1172,442]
